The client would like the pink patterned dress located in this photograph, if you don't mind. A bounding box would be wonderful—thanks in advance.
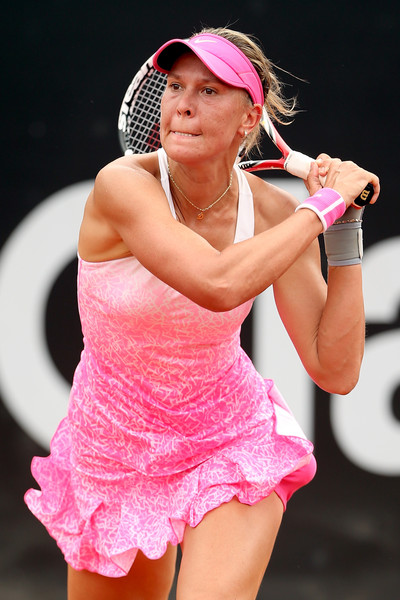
[25,149,316,577]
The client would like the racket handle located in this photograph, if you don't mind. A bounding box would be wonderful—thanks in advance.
[284,151,374,207]
[284,150,313,179]
[354,182,374,207]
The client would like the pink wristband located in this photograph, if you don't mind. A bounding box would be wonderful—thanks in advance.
[295,188,346,231]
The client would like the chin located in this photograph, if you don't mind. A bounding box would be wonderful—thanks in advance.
[162,137,205,164]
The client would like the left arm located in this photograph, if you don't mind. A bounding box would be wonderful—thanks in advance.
[273,248,364,394]
[272,157,375,394]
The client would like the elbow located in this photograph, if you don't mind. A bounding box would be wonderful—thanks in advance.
[195,277,242,312]
[190,249,257,312]
[308,345,364,395]
[324,378,359,396]
[314,368,361,396]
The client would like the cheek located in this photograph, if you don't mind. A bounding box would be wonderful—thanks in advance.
[159,99,171,142]
[160,96,167,123]
[210,98,247,134]
[209,111,242,140]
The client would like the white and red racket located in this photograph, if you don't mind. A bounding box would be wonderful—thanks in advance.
[118,55,373,207]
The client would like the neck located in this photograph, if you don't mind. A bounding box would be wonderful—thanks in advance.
[167,158,234,205]
[167,159,234,220]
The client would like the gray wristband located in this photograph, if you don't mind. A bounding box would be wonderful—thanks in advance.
[323,206,364,266]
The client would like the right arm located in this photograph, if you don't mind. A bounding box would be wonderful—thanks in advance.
[85,162,321,311]
[82,158,377,312]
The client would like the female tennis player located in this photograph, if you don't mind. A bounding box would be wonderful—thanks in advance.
[25,27,379,600]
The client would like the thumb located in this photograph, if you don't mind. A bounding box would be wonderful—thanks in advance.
[306,160,323,196]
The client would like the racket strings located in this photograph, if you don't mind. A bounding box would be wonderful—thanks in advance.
[123,69,167,154]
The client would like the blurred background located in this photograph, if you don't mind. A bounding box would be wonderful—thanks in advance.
[1,1,399,598]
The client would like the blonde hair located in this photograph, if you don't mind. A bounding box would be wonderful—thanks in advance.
[196,26,297,155]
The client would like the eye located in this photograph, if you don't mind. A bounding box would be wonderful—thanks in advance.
[168,82,182,92]
[202,87,216,96]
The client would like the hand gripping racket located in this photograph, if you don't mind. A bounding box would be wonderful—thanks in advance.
[118,55,373,207]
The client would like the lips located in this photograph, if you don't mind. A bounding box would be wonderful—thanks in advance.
[172,131,200,137]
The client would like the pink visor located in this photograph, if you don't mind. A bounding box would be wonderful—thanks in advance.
[152,33,264,106]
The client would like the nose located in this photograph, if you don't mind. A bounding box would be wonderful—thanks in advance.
[176,90,194,117]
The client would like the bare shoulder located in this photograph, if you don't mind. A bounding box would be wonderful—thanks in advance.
[88,151,169,225]
[78,151,164,261]
[243,171,301,234]
[94,152,160,204]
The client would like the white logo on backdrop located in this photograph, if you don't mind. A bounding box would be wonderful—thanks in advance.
[0,182,92,448]
[0,181,399,476]
[331,237,400,475]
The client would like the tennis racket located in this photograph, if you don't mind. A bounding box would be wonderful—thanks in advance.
[118,55,373,207]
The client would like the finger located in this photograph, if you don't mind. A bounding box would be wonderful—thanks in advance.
[323,158,343,185]
[317,156,342,181]
[315,155,330,178]
[351,167,380,206]
[306,161,323,196]
[368,173,380,205]
[316,153,331,161]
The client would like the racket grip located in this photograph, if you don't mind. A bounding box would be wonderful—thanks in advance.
[284,150,313,179]
[353,182,374,207]
[284,151,374,208]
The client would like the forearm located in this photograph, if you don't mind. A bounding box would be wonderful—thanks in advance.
[212,208,323,310]
[275,159,376,393]
[314,265,365,394]
[212,188,346,311]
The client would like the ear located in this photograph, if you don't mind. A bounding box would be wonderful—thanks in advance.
[238,103,263,137]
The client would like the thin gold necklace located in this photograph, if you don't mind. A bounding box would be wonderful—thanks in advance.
[167,161,233,220]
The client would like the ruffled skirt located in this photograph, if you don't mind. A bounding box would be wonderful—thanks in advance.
[25,380,315,577]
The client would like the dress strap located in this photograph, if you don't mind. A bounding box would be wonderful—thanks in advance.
[158,149,177,219]
[234,165,255,243]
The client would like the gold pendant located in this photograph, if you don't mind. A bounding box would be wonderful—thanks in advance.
[197,213,204,220]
